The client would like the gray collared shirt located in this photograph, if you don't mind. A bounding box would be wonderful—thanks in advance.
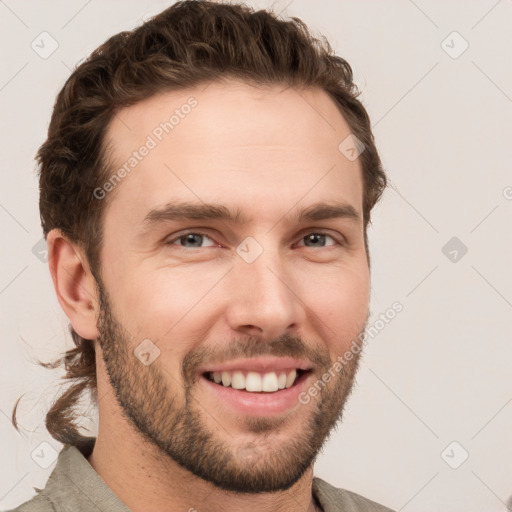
[6,442,395,512]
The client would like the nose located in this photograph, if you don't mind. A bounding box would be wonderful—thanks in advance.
[224,246,305,340]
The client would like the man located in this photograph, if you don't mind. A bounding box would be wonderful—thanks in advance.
[10,1,392,510]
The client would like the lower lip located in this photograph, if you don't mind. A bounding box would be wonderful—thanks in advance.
[199,371,312,417]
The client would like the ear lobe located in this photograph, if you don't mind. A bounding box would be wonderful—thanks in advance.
[47,229,100,340]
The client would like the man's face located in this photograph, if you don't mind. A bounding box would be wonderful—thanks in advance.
[95,80,369,493]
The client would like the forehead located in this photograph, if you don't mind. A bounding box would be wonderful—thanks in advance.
[101,79,363,232]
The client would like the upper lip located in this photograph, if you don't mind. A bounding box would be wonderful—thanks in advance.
[199,357,313,375]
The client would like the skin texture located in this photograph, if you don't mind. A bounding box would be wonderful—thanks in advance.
[48,79,370,512]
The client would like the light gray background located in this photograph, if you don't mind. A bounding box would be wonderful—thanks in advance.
[1,1,511,510]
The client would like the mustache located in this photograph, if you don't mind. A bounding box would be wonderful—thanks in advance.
[181,333,331,385]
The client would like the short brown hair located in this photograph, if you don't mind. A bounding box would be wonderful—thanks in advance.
[13,0,386,449]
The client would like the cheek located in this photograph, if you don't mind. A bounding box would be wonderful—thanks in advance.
[110,265,225,345]
[304,263,369,352]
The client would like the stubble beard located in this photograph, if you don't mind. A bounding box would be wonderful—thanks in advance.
[96,283,365,493]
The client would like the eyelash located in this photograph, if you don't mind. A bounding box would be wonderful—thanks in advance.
[166,231,345,249]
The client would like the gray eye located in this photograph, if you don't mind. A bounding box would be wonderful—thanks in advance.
[300,234,334,248]
[171,233,216,248]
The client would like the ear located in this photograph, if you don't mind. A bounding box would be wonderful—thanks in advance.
[46,229,100,340]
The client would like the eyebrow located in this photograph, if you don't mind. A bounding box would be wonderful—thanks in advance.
[139,200,360,234]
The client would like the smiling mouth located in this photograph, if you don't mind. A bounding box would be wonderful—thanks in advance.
[202,369,310,393]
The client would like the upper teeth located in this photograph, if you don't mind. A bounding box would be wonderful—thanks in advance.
[208,369,298,392]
